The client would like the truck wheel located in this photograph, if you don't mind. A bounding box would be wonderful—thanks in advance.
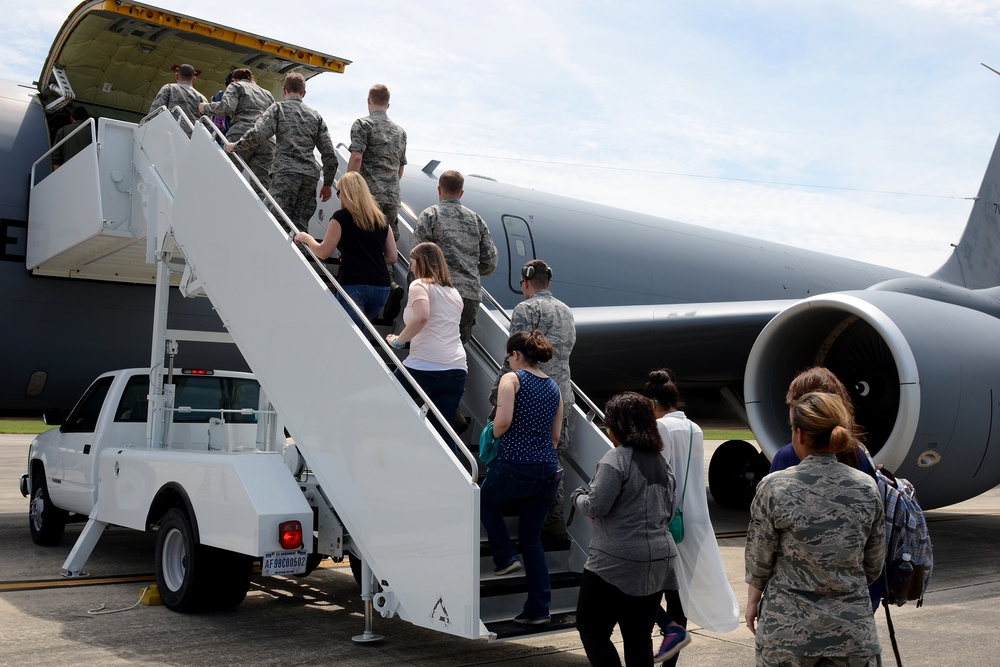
[29,472,67,546]
[206,547,253,609]
[156,507,210,612]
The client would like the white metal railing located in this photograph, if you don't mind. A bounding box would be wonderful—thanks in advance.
[30,117,96,186]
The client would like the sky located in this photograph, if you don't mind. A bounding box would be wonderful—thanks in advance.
[4,0,1000,275]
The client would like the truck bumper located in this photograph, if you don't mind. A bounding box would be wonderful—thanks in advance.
[19,473,29,498]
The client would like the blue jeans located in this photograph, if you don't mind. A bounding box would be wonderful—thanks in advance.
[338,284,390,327]
[393,367,467,452]
[480,461,560,618]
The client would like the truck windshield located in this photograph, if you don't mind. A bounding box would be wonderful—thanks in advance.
[114,374,261,424]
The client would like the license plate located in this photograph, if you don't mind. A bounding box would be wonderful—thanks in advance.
[262,550,308,576]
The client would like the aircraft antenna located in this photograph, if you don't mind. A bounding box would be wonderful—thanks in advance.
[981,63,1000,78]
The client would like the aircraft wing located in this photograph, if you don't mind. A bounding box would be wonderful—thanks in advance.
[568,299,797,405]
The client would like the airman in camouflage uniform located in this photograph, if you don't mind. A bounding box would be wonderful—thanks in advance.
[227,72,337,232]
[348,84,407,240]
[150,64,207,125]
[491,259,576,536]
[200,68,276,188]
[413,170,498,343]
[746,452,884,666]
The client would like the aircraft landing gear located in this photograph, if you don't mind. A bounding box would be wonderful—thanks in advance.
[708,440,770,509]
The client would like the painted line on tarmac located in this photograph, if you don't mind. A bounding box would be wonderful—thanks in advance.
[0,574,155,592]
[0,560,350,593]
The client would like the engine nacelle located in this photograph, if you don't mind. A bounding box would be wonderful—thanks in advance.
[745,290,1000,509]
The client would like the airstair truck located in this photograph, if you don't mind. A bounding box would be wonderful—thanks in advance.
[24,103,612,641]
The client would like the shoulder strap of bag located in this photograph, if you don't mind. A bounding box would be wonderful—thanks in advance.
[884,603,903,667]
[677,423,694,511]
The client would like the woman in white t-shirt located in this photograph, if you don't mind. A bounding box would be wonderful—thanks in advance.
[386,242,467,451]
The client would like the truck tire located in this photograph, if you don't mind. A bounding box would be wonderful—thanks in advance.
[206,547,253,609]
[156,507,211,612]
[29,472,67,546]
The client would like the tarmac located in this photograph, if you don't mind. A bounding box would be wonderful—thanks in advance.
[1,433,997,666]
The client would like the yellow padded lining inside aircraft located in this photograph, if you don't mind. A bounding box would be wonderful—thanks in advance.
[48,8,346,117]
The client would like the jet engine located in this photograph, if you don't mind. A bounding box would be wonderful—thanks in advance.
[745,287,1000,509]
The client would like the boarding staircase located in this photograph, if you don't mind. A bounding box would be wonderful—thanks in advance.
[27,110,612,641]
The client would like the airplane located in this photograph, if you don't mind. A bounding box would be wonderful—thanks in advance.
[3,0,999,512]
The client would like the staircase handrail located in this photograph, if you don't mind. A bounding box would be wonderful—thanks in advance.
[30,117,97,187]
[180,128,481,480]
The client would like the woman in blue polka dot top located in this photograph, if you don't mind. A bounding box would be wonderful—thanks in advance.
[480,329,563,626]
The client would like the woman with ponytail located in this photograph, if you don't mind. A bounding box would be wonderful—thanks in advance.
[480,329,563,626]
[744,392,885,666]
[642,369,739,664]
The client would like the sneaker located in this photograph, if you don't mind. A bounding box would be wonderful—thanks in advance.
[494,559,523,576]
[513,612,551,626]
[654,626,691,663]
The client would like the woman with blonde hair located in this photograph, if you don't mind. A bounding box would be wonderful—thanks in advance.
[294,172,397,326]
[385,242,466,451]
[745,391,884,666]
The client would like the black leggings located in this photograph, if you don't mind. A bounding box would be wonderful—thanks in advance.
[576,568,663,667]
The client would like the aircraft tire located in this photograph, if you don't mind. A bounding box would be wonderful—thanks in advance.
[29,471,67,546]
[708,440,769,509]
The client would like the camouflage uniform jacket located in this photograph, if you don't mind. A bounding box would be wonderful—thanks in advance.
[349,110,407,206]
[202,81,276,141]
[508,290,575,406]
[237,97,337,184]
[150,81,207,123]
[746,453,885,657]
[413,199,498,301]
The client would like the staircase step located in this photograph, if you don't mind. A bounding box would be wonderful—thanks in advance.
[485,611,577,640]
[480,570,582,598]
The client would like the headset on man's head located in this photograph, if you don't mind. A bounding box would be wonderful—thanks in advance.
[521,262,552,282]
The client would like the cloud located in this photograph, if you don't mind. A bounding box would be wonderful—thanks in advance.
[4,0,999,277]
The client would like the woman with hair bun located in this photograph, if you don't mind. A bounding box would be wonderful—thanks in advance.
[745,392,885,666]
[480,329,563,626]
[642,369,738,664]
[769,366,884,613]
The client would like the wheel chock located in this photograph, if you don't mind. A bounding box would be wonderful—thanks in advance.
[140,584,163,606]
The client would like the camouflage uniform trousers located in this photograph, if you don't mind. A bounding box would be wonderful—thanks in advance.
[459,297,480,344]
[269,172,320,232]
[378,200,400,241]
[543,409,572,534]
[755,646,880,667]
[234,138,275,190]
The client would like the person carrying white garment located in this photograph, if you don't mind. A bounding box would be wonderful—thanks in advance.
[643,368,740,665]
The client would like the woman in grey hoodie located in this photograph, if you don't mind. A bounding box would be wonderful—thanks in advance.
[572,392,679,667]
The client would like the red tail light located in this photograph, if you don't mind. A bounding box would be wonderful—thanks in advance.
[279,521,303,549]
